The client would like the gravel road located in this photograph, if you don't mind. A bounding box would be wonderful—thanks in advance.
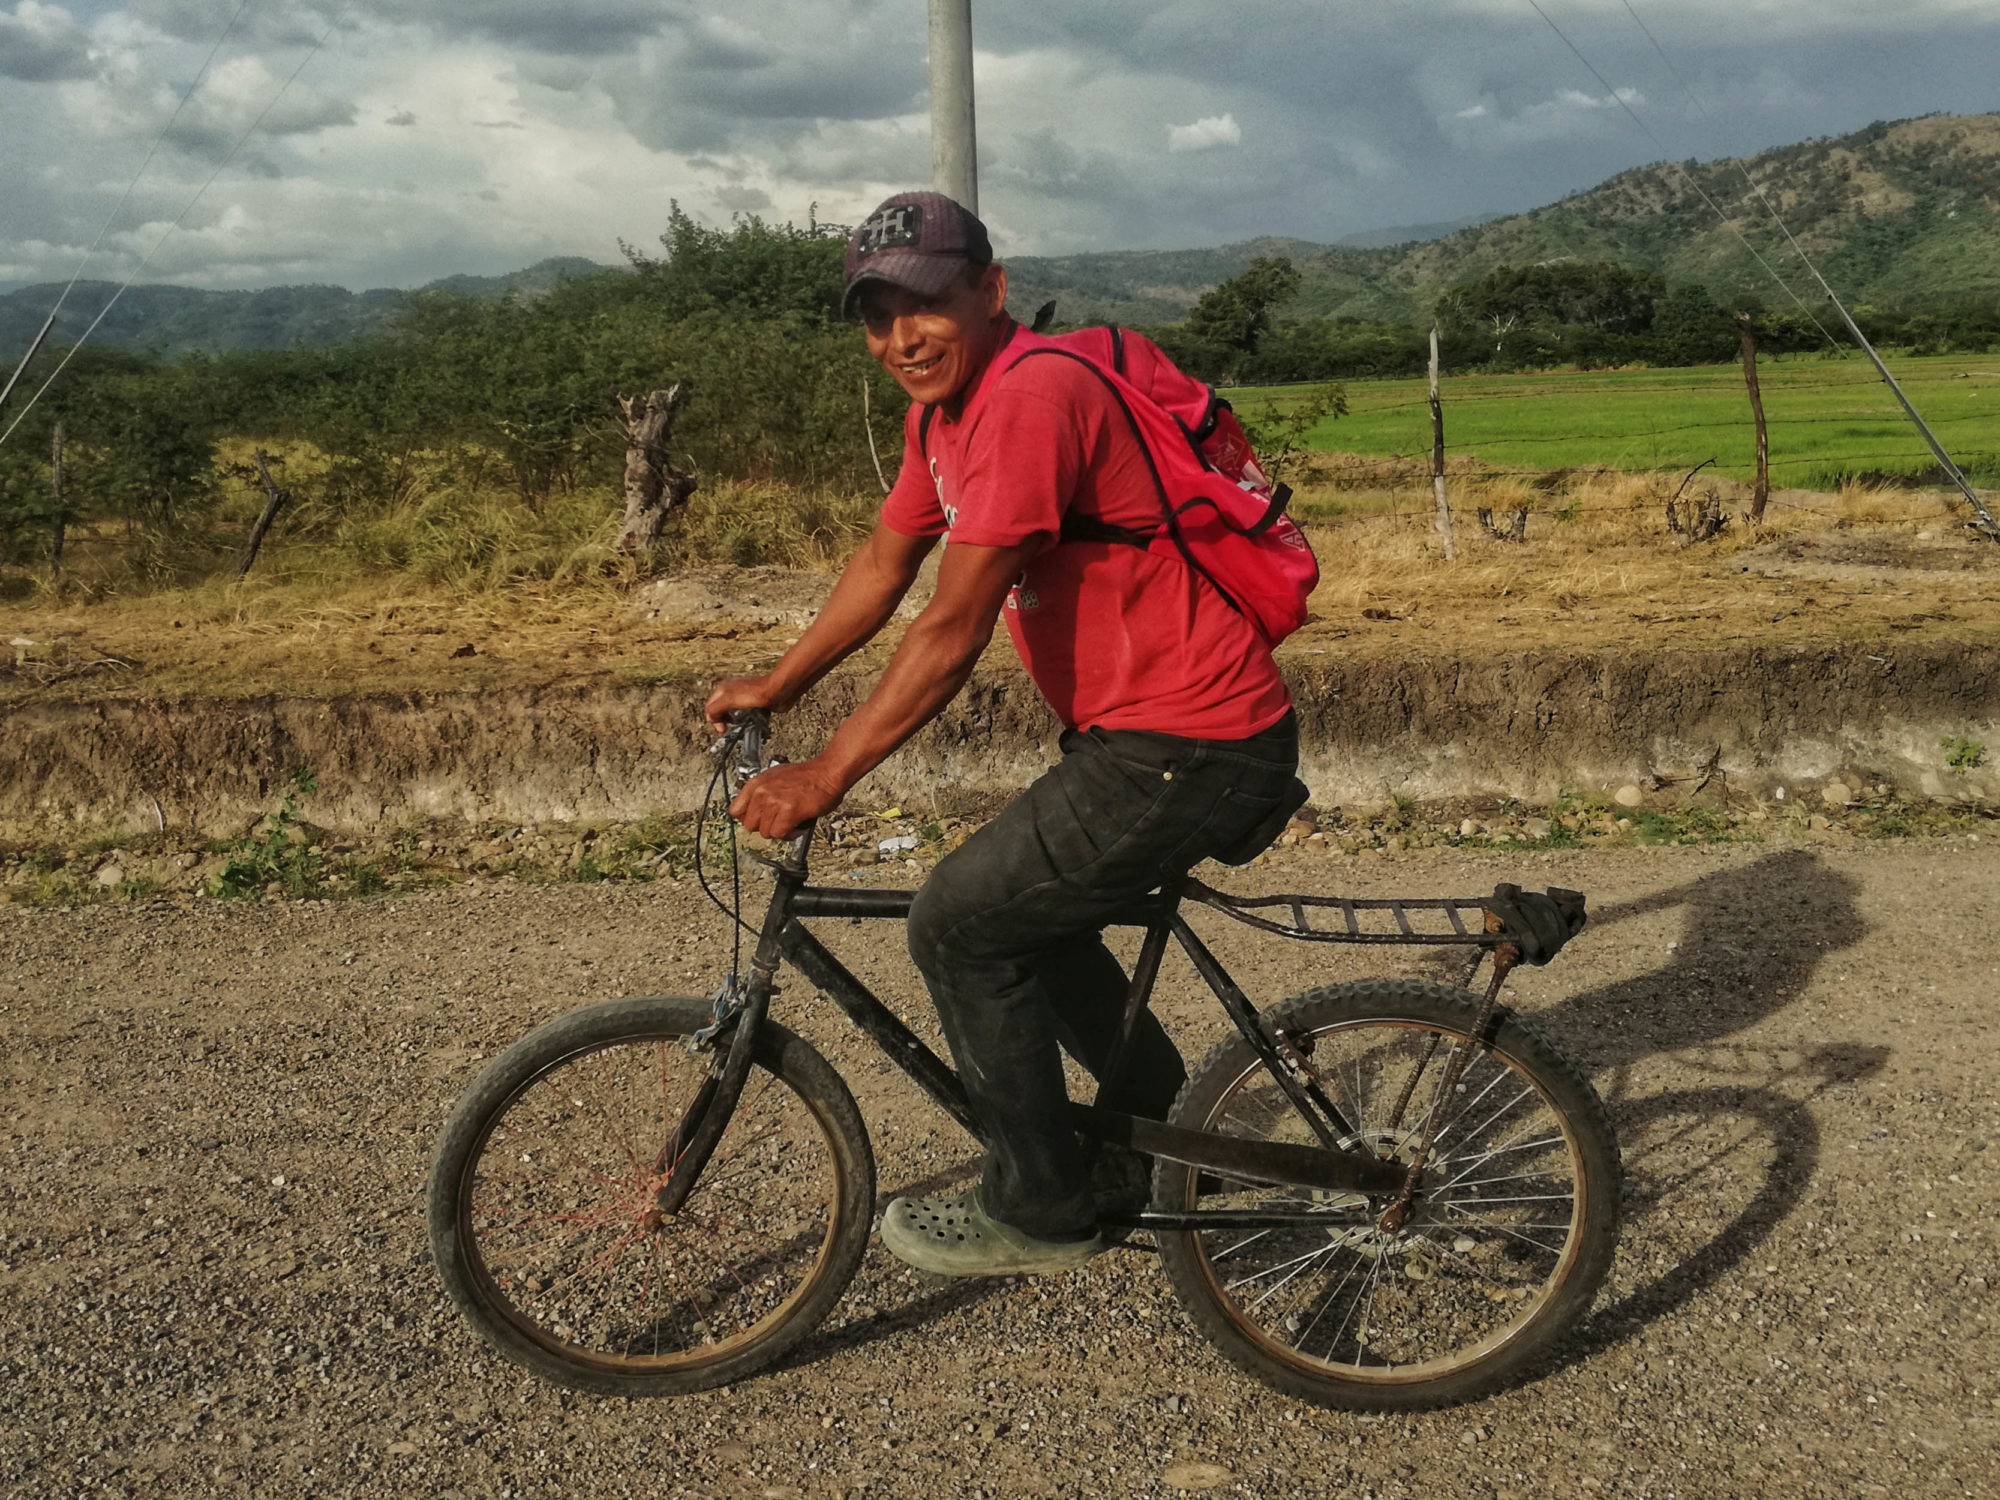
[3,838,1995,1499]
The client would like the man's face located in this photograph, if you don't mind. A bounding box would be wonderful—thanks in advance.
[858,264,1010,407]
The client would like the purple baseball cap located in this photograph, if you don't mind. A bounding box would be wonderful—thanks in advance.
[842,191,993,318]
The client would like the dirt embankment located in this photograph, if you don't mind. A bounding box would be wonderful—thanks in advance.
[2,637,1995,841]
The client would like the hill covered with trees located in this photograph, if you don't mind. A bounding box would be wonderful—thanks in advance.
[3,113,1996,361]
[1009,112,2000,325]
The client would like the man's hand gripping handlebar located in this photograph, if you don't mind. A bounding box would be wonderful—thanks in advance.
[707,708,846,840]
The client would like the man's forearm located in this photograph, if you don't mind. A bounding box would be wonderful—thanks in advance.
[723,540,1028,839]
[816,608,992,788]
[765,529,931,704]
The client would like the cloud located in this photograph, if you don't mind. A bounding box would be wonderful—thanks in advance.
[713,183,774,214]
[1166,113,1241,153]
[353,0,681,55]
[1446,84,1650,147]
[0,0,95,80]
[2,0,1999,293]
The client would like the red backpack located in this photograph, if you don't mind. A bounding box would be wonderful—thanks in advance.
[1049,325,1278,495]
[919,324,1318,646]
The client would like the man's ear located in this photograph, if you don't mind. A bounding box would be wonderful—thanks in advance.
[982,263,1009,319]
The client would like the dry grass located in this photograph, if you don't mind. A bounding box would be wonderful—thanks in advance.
[1279,455,1998,654]
[3,443,1996,703]
[0,440,880,701]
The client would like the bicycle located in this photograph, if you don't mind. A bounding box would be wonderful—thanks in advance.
[428,711,1620,1411]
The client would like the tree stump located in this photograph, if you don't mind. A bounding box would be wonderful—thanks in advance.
[617,385,697,551]
[235,449,289,579]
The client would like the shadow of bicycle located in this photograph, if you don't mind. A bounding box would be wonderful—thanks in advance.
[1533,847,1889,1366]
[771,1155,1003,1373]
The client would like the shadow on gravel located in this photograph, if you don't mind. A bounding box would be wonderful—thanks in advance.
[1550,846,1867,1082]
[1571,1042,1886,1363]
[770,1154,1005,1373]
[1530,848,1889,1370]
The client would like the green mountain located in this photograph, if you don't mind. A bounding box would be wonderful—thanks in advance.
[6,112,1997,358]
[1003,112,2000,327]
[0,256,614,358]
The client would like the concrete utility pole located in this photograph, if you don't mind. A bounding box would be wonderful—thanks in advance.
[928,0,978,212]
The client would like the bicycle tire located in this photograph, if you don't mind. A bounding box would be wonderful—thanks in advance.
[429,996,876,1397]
[1155,979,1620,1411]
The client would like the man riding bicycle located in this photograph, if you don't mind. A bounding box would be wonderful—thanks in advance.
[705,191,1302,1278]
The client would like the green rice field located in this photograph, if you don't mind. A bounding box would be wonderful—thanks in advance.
[1232,352,2000,491]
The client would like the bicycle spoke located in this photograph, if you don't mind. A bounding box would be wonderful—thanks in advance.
[1176,1007,1595,1386]
[1209,1228,1277,1263]
[1433,1132,1566,1189]
[457,1027,845,1372]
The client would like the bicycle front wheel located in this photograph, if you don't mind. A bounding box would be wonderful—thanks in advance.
[428,996,876,1397]
[1156,979,1620,1411]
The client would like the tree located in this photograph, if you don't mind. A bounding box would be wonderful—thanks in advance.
[1438,261,1666,338]
[624,204,849,323]
[1183,257,1303,356]
[1653,283,1737,365]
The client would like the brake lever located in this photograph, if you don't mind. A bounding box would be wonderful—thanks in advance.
[708,711,775,799]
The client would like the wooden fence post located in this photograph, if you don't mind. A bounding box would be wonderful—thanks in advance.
[1737,314,1771,525]
[48,422,65,576]
[1429,327,1456,561]
[235,449,289,579]
[617,384,698,551]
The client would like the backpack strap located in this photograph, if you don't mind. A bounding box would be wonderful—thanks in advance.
[1107,324,1126,376]
[1059,512,1155,548]
[1009,346,1247,620]
[1192,392,1226,445]
[917,403,938,458]
[1172,479,1295,538]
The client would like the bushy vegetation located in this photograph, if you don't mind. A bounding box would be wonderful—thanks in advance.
[3,199,1995,590]
[0,207,900,577]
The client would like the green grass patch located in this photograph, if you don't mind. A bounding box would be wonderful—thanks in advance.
[1942,734,1988,772]
[1230,353,2000,491]
[210,769,324,898]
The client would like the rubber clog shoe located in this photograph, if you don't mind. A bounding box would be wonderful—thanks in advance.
[878,1191,1104,1278]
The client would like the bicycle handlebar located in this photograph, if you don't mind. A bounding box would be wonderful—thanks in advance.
[712,708,777,800]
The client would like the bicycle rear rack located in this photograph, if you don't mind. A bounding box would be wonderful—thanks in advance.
[1181,877,1504,948]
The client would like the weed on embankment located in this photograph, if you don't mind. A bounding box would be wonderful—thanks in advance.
[3,784,1992,908]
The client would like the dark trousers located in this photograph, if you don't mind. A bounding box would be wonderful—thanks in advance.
[907,711,1301,1238]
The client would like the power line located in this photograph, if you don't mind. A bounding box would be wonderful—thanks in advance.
[0,2,356,452]
[1521,0,2000,541]
[1611,0,1844,352]
[1520,0,1839,350]
[19,0,257,353]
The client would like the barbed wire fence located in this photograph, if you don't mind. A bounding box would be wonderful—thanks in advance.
[1235,350,1994,544]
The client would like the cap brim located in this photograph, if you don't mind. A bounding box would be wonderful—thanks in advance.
[842,253,971,318]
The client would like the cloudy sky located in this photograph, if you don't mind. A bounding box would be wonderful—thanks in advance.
[1,0,1996,292]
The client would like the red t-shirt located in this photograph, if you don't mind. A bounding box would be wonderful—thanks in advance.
[880,326,1292,739]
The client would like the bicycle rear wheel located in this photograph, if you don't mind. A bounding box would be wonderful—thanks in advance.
[1156,979,1619,1411]
[429,996,875,1396]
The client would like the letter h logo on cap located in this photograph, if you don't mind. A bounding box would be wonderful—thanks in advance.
[857,202,924,258]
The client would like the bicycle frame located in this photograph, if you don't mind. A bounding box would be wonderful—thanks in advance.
[660,834,1526,1231]
[661,715,1569,1233]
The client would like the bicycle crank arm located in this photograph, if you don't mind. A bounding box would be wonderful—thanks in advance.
[1071,1105,1406,1196]
[1101,1208,1380,1232]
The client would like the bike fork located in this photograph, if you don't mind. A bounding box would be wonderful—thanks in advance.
[654,823,812,1217]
